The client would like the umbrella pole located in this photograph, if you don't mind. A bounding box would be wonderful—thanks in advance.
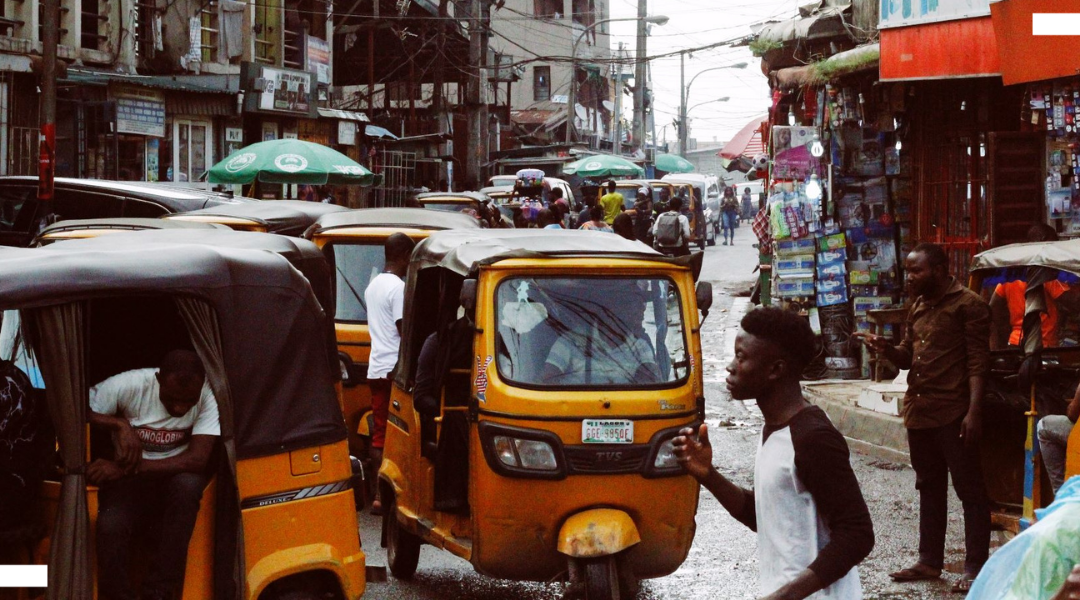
[1021,383,1041,530]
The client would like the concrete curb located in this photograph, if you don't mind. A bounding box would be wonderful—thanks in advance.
[802,380,911,466]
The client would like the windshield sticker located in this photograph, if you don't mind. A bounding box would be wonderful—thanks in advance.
[475,355,493,402]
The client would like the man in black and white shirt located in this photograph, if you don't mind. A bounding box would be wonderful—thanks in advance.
[673,307,874,599]
[88,350,219,600]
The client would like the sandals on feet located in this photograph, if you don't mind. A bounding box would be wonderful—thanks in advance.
[889,564,942,582]
[951,576,976,594]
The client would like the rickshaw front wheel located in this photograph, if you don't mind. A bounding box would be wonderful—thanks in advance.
[385,495,421,580]
[583,556,620,600]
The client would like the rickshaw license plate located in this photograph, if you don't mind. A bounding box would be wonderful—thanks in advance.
[582,420,633,444]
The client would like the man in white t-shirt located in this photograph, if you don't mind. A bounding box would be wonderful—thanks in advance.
[88,350,219,600]
[365,232,415,515]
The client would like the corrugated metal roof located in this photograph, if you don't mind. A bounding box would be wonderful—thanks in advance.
[317,107,371,122]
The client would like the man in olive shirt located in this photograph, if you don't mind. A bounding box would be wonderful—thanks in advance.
[859,242,992,594]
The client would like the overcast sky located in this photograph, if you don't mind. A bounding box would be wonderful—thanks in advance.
[608,0,800,148]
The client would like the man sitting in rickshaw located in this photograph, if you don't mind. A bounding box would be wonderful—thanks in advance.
[1040,385,1080,494]
[87,350,219,600]
[540,285,660,386]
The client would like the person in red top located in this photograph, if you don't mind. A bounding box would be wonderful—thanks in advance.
[989,224,1070,350]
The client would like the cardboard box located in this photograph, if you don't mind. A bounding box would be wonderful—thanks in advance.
[817,289,849,307]
[849,269,878,285]
[817,233,847,252]
[853,296,894,316]
[816,276,846,293]
[817,262,847,279]
[775,275,815,297]
[818,248,848,265]
[775,237,817,256]
[775,254,815,276]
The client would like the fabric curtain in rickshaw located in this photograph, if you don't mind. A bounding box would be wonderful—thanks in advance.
[175,297,245,600]
[28,302,93,600]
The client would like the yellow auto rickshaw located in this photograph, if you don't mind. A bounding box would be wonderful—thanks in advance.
[380,229,711,598]
[305,208,482,458]
[0,230,367,599]
[165,200,349,236]
[969,240,1080,532]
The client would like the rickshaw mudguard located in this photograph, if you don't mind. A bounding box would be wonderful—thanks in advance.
[556,509,641,558]
[247,543,364,600]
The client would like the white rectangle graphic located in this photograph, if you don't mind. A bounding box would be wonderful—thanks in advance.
[0,565,47,587]
[1033,14,1080,35]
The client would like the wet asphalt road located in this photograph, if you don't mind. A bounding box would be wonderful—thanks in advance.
[358,226,985,599]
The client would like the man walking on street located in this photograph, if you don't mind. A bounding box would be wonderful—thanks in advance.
[652,196,691,257]
[599,180,624,226]
[365,232,415,515]
[859,242,992,594]
[673,307,874,599]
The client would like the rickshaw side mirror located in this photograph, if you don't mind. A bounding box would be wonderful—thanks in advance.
[696,282,713,317]
[460,279,478,315]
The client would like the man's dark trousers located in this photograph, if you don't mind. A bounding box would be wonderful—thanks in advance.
[97,472,207,600]
[907,416,991,576]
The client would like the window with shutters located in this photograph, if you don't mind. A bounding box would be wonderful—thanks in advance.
[533,66,550,102]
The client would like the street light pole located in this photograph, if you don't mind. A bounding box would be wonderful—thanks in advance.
[566,15,667,145]
[678,60,748,156]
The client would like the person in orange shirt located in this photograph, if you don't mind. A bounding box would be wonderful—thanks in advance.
[989,224,1069,349]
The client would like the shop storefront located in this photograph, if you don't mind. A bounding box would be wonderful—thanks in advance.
[240,62,319,198]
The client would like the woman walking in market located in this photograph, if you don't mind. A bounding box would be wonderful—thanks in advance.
[720,187,740,245]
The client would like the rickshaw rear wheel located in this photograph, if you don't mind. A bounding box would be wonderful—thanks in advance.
[385,494,421,580]
[583,556,620,600]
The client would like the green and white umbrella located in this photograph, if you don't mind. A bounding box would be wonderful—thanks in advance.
[561,154,645,178]
[208,139,376,185]
[655,153,695,174]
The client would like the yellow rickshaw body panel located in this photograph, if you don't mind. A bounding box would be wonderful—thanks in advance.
[383,256,702,583]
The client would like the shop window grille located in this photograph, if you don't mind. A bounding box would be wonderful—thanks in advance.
[368,149,415,208]
[200,1,220,63]
[81,0,107,49]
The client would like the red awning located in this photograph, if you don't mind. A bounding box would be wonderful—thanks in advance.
[719,116,768,160]
[990,0,1080,86]
[880,16,1000,81]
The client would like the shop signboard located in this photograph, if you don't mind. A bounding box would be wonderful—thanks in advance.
[879,0,991,29]
[338,121,357,145]
[242,62,318,118]
[111,84,166,138]
[306,35,331,85]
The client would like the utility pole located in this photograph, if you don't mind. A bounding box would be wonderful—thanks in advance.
[678,51,687,157]
[465,0,490,189]
[613,43,623,155]
[39,0,59,204]
[632,0,647,155]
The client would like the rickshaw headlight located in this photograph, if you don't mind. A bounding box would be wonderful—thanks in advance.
[653,437,679,469]
[492,435,558,471]
[514,439,559,471]
[493,435,519,467]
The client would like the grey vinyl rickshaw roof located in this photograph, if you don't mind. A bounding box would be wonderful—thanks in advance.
[309,206,483,234]
[168,199,350,236]
[411,228,692,276]
[970,239,1080,277]
[0,231,345,458]
[414,191,492,203]
[36,217,229,239]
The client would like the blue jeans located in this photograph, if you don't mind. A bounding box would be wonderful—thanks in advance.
[721,212,738,241]
[97,472,207,600]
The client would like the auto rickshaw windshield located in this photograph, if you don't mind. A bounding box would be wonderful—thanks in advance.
[495,276,689,388]
[330,242,384,322]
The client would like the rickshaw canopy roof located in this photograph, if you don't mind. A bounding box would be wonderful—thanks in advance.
[310,207,483,234]
[414,191,491,204]
[970,240,1080,278]
[168,200,349,236]
[411,229,690,277]
[0,232,345,458]
[35,217,229,239]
